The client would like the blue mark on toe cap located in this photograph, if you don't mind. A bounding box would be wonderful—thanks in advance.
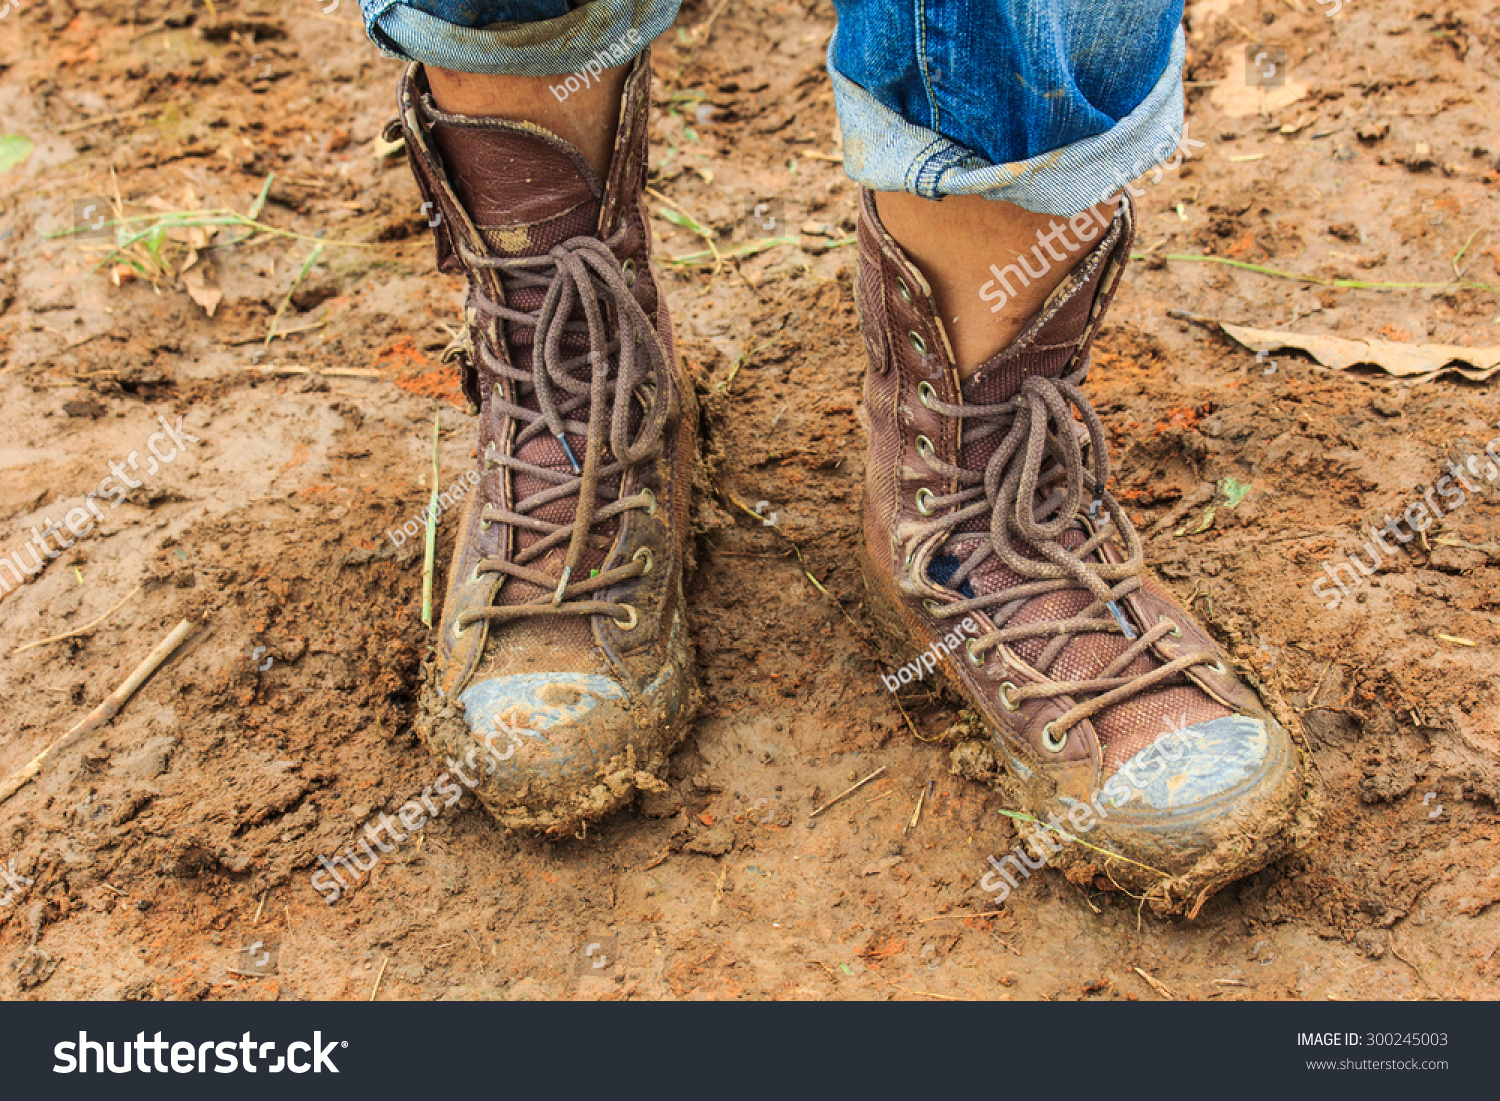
[458,674,626,738]
[1113,714,1271,811]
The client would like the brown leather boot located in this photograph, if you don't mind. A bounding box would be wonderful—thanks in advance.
[855,190,1309,914]
[391,51,697,836]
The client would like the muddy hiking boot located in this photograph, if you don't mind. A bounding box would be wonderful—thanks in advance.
[392,51,697,836]
[855,190,1311,915]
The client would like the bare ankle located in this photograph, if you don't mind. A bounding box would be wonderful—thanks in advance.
[872,191,1115,378]
[426,64,629,180]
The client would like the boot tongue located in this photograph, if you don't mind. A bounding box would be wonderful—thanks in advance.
[420,94,604,257]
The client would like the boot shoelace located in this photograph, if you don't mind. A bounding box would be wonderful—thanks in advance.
[908,370,1218,752]
[451,235,668,636]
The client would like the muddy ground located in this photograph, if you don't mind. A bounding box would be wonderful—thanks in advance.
[1,0,1498,1001]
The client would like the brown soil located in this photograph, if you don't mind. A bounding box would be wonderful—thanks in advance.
[1,0,1498,1001]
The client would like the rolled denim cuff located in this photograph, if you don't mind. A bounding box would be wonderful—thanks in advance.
[360,0,678,76]
[828,25,1187,216]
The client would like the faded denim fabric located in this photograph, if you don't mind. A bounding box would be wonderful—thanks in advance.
[360,0,1185,213]
[359,0,674,76]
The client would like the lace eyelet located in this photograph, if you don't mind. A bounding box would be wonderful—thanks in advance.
[631,546,654,575]
[965,638,984,667]
[640,487,657,517]
[612,604,639,630]
[1042,723,1068,753]
[923,598,941,616]
[998,681,1020,710]
[915,435,934,461]
[1158,615,1182,638]
[621,258,637,286]
[915,487,936,516]
[895,277,913,305]
[453,617,471,640]
[917,381,937,409]
[908,330,927,355]
[902,545,916,573]
[1208,659,1226,675]
[469,565,485,584]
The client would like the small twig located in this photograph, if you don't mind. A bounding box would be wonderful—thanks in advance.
[11,585,141,655]
[905,781,929,834]
[665,235,799,268]
[886,983,963,1001]
[720,335,782,392]
[893,693,942,744]
[1133,966,1176,1000]
[252,890,268,924]
[1307,660,1335,707]
[810,767,887,817]
[915,909,1007,924]
[265,242,324,346]
[995,808,1169,878]
[689,0,731,46]
[253,365,383,379]
[709,862,730,919]
[226,316,328,345]
[0,618,196,806]
[1136,252,1500,295]
[57,105,157,134]
[646,186,723,279]
[1452,229,1481,279]
[369,955,390,1001]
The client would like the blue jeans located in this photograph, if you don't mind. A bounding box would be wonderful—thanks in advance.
[359,0,1184,215]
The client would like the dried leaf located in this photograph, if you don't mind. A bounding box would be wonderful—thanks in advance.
[182,264,222,318]
[1208,57,1309,119]
[1221,322,1500,383]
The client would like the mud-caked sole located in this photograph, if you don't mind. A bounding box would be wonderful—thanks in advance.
[416,591,699,838]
